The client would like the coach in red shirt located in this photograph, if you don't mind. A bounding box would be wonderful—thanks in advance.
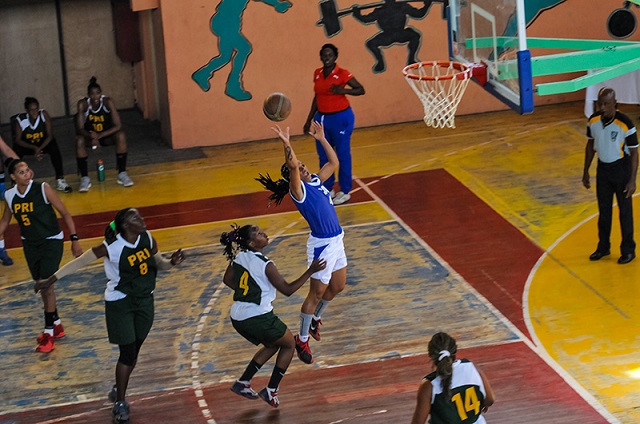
[303,43,365,205]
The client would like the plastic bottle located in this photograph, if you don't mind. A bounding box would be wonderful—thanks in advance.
[97,159,105,182]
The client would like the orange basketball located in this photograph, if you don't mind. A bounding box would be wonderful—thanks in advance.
[263,92,292,122]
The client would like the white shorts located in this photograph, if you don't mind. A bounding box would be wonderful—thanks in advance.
[306,231,347,284]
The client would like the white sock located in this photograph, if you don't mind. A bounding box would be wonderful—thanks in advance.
[54,319,61,326]
[44,328,54,336]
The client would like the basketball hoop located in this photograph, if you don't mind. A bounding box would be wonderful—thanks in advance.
[402,61,473,129]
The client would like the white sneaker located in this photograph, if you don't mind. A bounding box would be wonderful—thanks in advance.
[78,176,92,192]
[117,172,134,187]
[56,178,72,193]
[332,191,351,205]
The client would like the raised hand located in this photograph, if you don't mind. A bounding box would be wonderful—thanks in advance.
[34,275,57,294]
[309,258,327,273]
[171,248,185,266]
[271,125,291,144]
[308,121,326,141]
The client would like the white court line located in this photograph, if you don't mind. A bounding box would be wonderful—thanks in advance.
[354,177,621,424]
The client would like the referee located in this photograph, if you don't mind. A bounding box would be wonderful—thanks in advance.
[582,87,638,264]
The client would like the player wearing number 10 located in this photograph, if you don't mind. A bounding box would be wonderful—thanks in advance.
[36,208,185,423]
[75,76,134,192]
[412,332,495,424]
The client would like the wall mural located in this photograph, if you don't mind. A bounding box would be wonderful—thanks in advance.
[192,0,292,101]
[503,0,567,37]
[319,0,434,73]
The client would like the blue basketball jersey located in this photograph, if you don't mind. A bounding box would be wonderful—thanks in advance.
[291,175,342,238]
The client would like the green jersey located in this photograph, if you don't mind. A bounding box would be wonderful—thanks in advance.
[5,181,61,241]
[104,231,157,300]
[426,359,488,424]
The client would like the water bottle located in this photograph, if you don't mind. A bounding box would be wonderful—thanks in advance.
[97,159,105,182]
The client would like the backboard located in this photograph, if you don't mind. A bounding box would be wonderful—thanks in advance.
[448,0,533,113]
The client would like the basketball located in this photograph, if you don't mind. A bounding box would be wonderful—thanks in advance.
[263,92,292,122]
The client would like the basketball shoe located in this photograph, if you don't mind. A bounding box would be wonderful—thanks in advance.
[309,318,322,341]
[112,400,130,423]
[258,387,279,408]
[37,324,65,342]
[36,333,55,353]
[294,335,313,364]
[230,380,259,400]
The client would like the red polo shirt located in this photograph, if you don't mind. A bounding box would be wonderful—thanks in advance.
[313,64,353,113]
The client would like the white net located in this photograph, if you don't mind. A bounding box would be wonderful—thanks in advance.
[403,61,472,129]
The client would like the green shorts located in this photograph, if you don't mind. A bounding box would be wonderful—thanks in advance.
[22,238,63,280]
[105,295,154,345]
[231,311,287,346]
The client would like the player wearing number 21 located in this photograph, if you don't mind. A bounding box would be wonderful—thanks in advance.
[412,332,495,424]
[35,208,184,424]
[0,158,83,353]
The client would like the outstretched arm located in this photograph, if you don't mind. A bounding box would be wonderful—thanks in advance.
[310,121,339,183]
[34,244,105,293]
[407,0,433,18]
[258,0,291,13]
[272,125,303,200]
[0,135,18,159]
[265,258,326,296]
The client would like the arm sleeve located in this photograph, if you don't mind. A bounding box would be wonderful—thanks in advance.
[155,253,173,271]
[55,249,98,279]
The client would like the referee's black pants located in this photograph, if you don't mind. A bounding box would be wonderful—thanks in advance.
[596,157,636,255]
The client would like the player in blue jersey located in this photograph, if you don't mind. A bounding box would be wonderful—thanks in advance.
[257,121,347,364]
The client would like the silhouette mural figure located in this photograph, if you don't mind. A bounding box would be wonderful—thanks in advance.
[353,0,433,73]
[192,0,292,101]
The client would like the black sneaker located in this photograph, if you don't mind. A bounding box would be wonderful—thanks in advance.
[230,380,258,400]
[112,400,129,423]
[108,385,117,402]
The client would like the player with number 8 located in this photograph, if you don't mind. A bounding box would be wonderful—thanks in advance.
[36,208,184,424]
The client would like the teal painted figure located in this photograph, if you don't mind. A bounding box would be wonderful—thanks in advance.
[192,0,292,100]
[503,0,567,37]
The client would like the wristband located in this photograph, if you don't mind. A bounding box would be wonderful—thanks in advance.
[70,234,79,241]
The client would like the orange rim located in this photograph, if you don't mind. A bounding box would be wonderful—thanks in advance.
[402,61,472,81]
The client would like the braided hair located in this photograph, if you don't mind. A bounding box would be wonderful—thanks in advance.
[220,223,255,262]
[104,208,134,244]
[255,163,290,206]
[428,332,458,398]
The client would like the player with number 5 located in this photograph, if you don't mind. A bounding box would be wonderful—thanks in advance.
[36,208,184,424]
[0,158,83,353]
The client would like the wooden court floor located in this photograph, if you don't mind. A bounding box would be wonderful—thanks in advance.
[1,101,640,423]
